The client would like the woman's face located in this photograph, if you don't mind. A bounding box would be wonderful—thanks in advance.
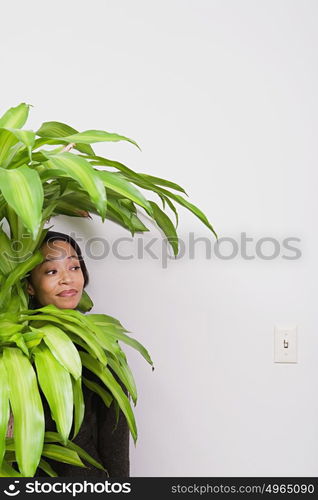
[26,239,85,310]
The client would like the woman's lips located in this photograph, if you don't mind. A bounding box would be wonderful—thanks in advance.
[57,289,78,297]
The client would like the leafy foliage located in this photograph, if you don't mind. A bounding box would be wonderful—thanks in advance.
[0,103,217,476]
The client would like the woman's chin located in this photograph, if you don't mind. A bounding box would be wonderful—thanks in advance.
[54,295,79,309]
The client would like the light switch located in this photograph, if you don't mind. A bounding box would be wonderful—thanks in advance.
[274,326,297,363]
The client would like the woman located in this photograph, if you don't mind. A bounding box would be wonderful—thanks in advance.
[26,230,130,477]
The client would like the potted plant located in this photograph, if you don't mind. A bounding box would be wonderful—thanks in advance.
[0,102,217,477]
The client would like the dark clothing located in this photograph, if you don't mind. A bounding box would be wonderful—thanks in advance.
[35,366,130,478]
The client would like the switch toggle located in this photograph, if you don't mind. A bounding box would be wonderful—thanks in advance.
[274,326,297,363]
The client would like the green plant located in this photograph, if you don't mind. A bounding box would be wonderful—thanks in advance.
[0,102,217,477]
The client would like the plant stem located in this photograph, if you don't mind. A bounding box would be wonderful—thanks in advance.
[61,143,75,153]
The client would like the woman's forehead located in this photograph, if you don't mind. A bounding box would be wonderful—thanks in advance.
[41,239,79,260]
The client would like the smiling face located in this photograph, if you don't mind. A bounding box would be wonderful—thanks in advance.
[26,239,85,310]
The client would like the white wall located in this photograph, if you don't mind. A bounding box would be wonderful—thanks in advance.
[1,0,317,476]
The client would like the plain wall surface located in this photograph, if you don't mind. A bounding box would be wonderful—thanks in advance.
[1,0,317,476]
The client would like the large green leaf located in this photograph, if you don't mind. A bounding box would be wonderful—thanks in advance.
[0,250,43,308]
[8,332,29,357]
[28,305,121,358]
[46,129,140,151]
[36,121,95,155]
[51,199,91,218]
[7,432,100,472]
[5,138,66,170]
[0,128,35,166]
[30,324,82,380]
[0,356,10,468]
[79,351,137,443]
[71,376,84,440]
[41,152,107,221]
[44,431,106,472]
[124,172,217,238]
[86,314,153,366]
[0,142,26,170]
[20,219,55,258]
[48,179,148,233]
[151,185,218,238]
[112,170,217,238]
[2,347,44,477]
[0,224,15,275]
[34,343,73,445]
[0,460,22,477]
[77,155,185,234]
[0,323,24,341]
[52,186,147,234]
[86,312,128,330]
[107,354,138,405]
[160,194,179,228]
[76,290,94,313]
[82,376,113,408]
[23,331,44,350]
[0,131,19,166]
[0,165,44,240]
[41,444,85,467]
[44,431,106,471]
[107,197,149,234]
[0,103,30,129]
[22,312,108,365]
[0,311,19,323]
[139,173,188,194]
[97,170,153,215]
[80,154,164,193]
[0,103,32,166]
[84,154,217,238]
[148,200,179,256]
[0,127,35,161]
[105,206,139,234]
[4,128,35,150]
[48,187,96,214]
[37,458,58,477]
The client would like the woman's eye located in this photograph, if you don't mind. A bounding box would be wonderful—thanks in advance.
[45,266,80,275]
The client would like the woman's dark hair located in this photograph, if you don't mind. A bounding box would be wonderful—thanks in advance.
[27,230,89,309]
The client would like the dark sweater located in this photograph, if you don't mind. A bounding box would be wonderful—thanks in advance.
[34,365,130,478]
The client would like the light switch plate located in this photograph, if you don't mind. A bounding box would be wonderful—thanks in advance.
[274,326,297,363]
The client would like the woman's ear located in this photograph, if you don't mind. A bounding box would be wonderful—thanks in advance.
[26,280,35,296]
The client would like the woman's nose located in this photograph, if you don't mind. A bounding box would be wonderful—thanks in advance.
[59,271,73,283]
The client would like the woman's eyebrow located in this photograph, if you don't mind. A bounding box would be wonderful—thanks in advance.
[40,255,79,266]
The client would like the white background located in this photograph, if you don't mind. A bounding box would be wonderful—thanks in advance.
[1,0,317,476]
